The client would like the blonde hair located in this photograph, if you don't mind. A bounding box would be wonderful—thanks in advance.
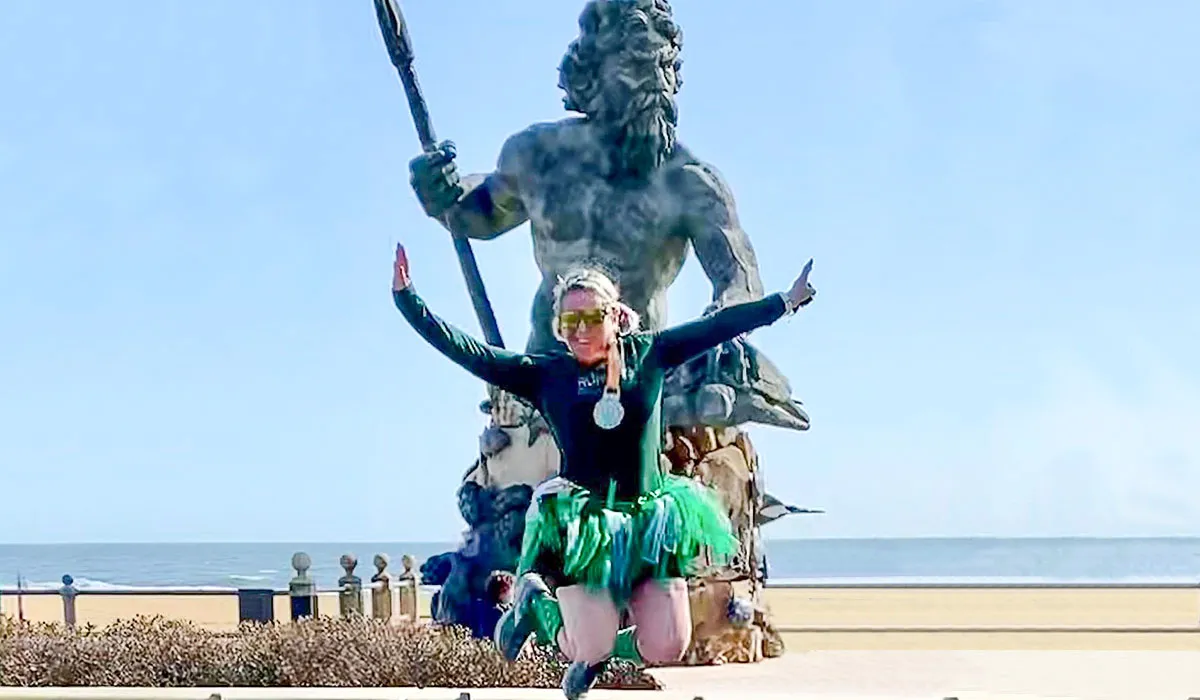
[550,265,641,342]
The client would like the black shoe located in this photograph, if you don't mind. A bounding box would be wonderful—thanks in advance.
[561,660,604,700]
[493,572,551,661]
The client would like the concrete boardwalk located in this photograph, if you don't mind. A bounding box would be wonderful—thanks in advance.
[652,651,1200,699]
[0,652,1198,699]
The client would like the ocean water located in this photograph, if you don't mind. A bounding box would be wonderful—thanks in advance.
[1,538,1198,591]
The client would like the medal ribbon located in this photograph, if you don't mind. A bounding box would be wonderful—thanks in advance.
[604,338,622,398]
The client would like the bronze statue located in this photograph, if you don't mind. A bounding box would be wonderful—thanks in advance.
[379,0,819,650]
[409,0,809,433]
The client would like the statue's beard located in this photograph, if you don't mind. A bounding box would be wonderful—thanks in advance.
[597,90,677,179]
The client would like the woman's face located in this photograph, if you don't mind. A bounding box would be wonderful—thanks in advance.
[558,288,615,365]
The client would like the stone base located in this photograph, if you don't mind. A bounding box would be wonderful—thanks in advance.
[679,576,784,665]
[662,425,789,666]
[664,425,761,579]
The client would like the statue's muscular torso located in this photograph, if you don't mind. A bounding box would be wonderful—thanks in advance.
[445,117,765,354]
[519,120,694,351]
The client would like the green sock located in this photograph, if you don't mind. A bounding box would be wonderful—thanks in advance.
[611,626,643,664]
[529,593,563,646]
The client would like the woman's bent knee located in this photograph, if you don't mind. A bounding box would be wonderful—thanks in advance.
[558,585,620,665]
[637,627,689,664]
[629,578,691,664]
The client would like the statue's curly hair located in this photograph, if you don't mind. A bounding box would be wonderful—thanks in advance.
[558,0,684,117]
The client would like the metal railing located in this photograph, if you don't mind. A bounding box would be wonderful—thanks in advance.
[0,551,425,628]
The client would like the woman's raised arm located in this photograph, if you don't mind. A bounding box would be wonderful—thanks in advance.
[652,258,816,367]
[392,244,544,401]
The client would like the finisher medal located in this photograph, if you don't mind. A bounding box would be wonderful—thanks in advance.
[593,389,625,430]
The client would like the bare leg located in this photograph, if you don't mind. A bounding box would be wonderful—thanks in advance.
[627,578,691,664]
[556,584,621,666]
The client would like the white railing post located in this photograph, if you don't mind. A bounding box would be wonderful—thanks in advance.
[59,574,78,629]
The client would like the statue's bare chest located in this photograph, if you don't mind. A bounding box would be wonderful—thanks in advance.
[525,166,678,254]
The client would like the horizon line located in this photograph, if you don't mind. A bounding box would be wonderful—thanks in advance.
[3,534,1199,547]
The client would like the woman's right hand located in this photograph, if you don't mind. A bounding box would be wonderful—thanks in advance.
[393,243,412,291]
[786,258,816,310]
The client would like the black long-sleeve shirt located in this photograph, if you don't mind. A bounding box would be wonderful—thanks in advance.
[393,286,789,500]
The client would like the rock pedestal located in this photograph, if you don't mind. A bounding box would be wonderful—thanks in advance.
[420,391,540,636]
[663,425,783,665]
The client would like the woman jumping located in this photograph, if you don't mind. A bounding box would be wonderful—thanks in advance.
[391,243,816,698]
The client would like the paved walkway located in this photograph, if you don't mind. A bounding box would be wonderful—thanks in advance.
[0,652,1196,699]
[650,651,1200,699]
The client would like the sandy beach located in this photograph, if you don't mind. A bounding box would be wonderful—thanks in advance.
[765,584,1200,628]
[765,584,1200,650]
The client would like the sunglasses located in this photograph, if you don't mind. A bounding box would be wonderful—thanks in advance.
[558,308,609,333]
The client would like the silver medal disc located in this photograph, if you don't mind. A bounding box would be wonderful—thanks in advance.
[593,392,625,430]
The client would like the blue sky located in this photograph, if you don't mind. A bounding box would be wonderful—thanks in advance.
[2,0,1197,544]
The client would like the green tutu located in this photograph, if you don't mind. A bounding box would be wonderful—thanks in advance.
[517,474,738,604]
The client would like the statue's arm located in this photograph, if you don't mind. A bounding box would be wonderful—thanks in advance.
[442,133,531,241]
[677,161,767,312]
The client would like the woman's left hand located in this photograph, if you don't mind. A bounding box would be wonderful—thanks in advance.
[787,258,816,309]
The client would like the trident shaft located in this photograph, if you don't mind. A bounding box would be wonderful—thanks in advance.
[373,0,505,348]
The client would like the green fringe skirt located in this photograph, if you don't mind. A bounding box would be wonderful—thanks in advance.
[517,474,738,604]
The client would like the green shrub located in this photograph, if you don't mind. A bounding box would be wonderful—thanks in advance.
[0,615,661,690]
